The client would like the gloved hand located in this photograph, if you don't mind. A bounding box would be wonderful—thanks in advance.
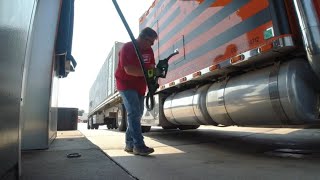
[146,68,160,94]
[155,67,162,77]
[147,67,163,78]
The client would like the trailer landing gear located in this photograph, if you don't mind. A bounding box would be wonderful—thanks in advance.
[106,118,117,129]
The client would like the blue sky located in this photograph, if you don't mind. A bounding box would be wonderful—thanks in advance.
[58,0,154,112]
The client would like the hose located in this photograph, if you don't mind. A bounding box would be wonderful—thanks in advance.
[112,0,156,110]
[146,91,155,111]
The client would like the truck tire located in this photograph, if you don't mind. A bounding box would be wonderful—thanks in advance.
[88,118,94,129]
[87,120,90,129]
[178,125,200,130]
[141,126,151,133]
[117,104,127,132]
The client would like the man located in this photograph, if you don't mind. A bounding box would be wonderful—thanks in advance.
[115,27,158,156]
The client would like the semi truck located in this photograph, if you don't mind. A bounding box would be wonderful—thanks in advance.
[88,0,320,132]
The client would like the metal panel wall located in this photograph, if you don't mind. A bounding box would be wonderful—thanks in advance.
[0,0,37,178]
[49,72,59,144]
[21,0,61,150]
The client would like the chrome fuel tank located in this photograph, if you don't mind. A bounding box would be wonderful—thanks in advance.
[163,85,216,125]
[164,59,320,126]
[208,59,320,126]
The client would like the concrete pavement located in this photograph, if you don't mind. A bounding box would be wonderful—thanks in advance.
[80,124,320,180]
[20,124,320,180]
[21,130,135,180]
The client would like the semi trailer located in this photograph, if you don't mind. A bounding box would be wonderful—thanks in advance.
[88,0,320,132]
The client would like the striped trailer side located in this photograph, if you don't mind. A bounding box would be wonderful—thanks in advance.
[139,0,299,89]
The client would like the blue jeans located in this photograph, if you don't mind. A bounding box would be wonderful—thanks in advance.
[119,90,145,148]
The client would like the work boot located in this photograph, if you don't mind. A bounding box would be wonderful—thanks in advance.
[124,146,133,153]
[133,146,154,156]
